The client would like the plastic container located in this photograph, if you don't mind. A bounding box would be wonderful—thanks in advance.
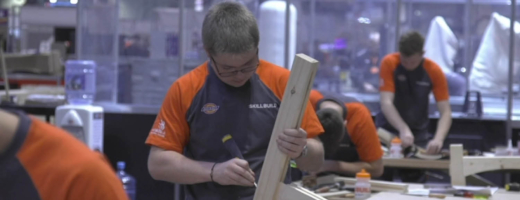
[65,60,96,105]
[389,137,403,158]
[117,161,136,200]
[355,169,371,199]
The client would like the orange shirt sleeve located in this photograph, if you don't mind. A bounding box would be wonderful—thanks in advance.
[346,103,383,162]
[379,56,397,93]
[424,61,450,102]
[67,156,129,200]
[145,81,190,153]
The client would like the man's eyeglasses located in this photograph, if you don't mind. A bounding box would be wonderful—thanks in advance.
[210,49,259,77]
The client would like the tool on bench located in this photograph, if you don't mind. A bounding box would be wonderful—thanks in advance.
[315,181,345,193]
[404,189,446,199]
[506,183,520,192]
[378,128,446,159]
[222,134,257,188]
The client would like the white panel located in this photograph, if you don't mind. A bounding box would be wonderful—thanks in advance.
[20,6,76,27]
[258,0,297,69]
[469,12,520,94]
[424,16,458,73]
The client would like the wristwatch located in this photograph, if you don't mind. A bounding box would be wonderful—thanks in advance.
[296,145,308,159]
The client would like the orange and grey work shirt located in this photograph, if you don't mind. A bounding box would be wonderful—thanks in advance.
[309,90,383,163]
[145,60,324,199]
[375,53,449,142]
[0,110,129,200]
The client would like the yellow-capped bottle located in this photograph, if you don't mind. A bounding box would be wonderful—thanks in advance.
[355,169,371,199]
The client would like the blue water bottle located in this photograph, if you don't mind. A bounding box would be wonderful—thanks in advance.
[117,161,136,200]
[64,60,96,105]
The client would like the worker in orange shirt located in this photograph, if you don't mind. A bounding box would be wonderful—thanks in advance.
[145,2,325,199]
[375,31,452,153]
[375,31,452,182]
[303,90,384,178]
[0,108,129,200]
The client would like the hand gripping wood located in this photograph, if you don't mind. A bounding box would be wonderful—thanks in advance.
[253,54,324,200]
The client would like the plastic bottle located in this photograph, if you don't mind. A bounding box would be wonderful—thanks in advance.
[117,161,136,200]
[390,137,403,158]
[65,60,96,105]
[355,169,371,199]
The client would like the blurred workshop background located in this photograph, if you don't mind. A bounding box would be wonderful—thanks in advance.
[0,0,519,199]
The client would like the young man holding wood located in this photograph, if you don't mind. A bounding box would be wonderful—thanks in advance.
[145,2,325,199]
[292,90,384,179]
[375,31,452,154]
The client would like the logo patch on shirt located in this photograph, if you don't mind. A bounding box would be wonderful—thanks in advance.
[249,103,278,109]
[151,119,166,137]
[201,103,220,114]
[397,74,407,81]
[416,81,430,86]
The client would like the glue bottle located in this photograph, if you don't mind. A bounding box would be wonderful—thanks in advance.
[355,169,371,199]
[390,137,403,158]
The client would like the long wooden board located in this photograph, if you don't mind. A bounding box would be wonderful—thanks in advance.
[253,54,319,200]
[383,158,450,169]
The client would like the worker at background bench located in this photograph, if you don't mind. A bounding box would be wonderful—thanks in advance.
[375,31,452,182]
[290,90,383,181]
[376,31,452,153]
[145,2,325,200]
[308,90,384,178]
[0,108,129,200]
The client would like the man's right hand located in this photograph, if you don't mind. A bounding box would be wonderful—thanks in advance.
[399,128,414,148]
[212,158,256,187]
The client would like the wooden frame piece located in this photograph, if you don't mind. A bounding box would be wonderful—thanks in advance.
[315,175,408,193]
[253,54,320,200]
[278,183,327,200]
[334,177,408,192]
[382,158,450,169]
[450,144,520,186]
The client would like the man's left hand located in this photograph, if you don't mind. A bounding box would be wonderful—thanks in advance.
[277,128,307,159]
[426,139,444,155]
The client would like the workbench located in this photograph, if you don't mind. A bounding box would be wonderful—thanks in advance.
[313,175,520,200]
[368,184,520,200]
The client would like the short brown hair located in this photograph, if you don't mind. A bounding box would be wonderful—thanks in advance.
[202,2,259,55]
[399,31,425,57]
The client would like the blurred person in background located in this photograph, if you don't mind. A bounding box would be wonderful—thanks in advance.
[0,108,129,200]
[292,90,384,181]
[375,31,452,182]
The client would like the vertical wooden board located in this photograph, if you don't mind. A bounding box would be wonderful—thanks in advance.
[253,54,319,200]
[450,144,465,186]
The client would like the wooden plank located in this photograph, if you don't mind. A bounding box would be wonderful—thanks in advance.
[383,158,450,169]
[277,183,326,200]
[334,177,408,192]
[450,144,465,186]
[253,54,319,200]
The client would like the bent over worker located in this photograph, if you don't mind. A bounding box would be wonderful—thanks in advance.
[375,31,452,154]
[145,2,325,199]
[0,108,129,200]
[308,90,384,178]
